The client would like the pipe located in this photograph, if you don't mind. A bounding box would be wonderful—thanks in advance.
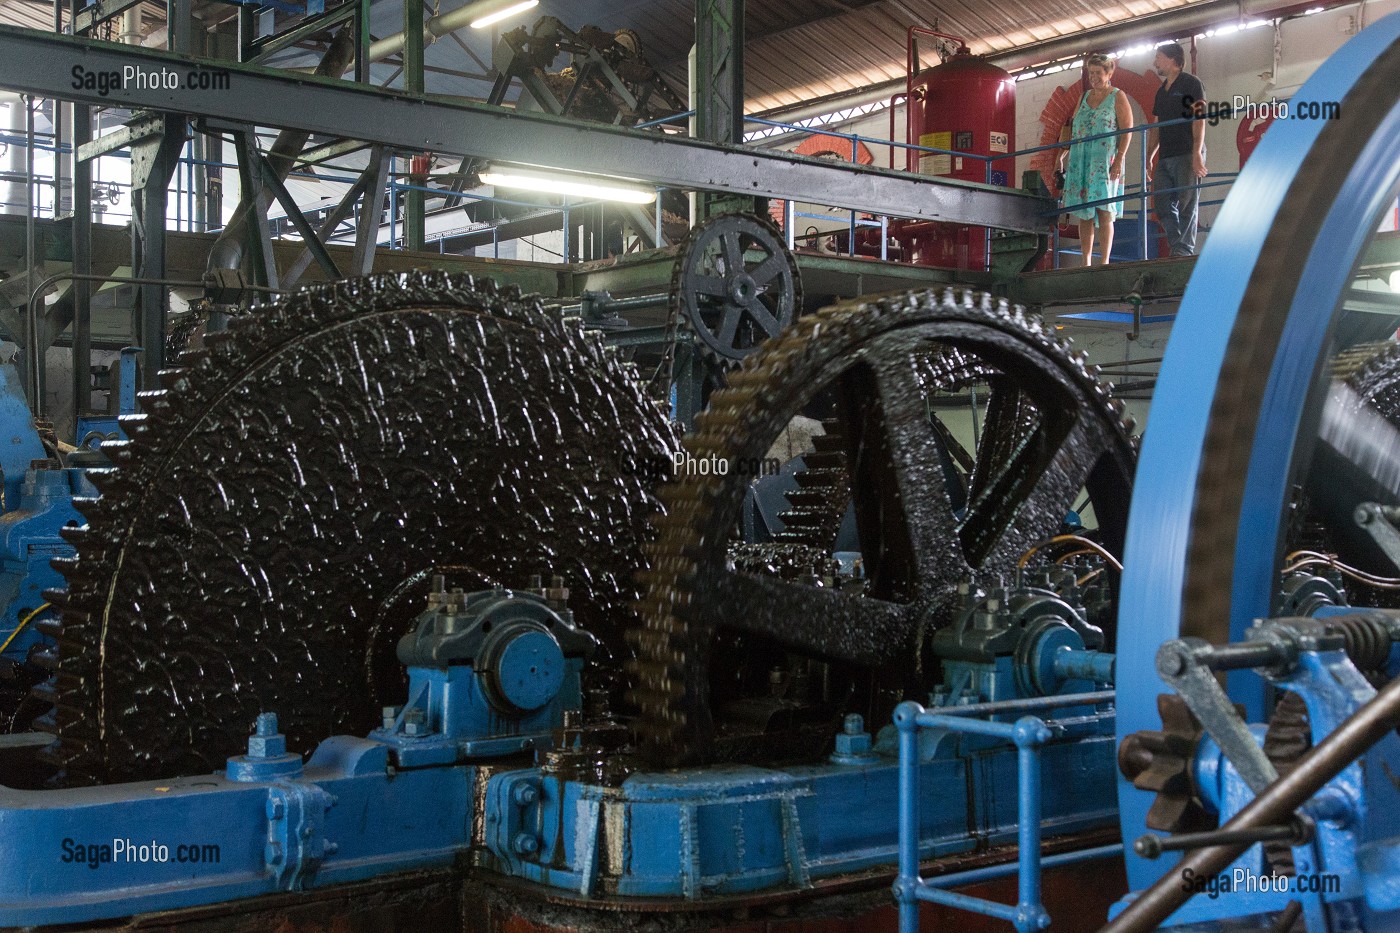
[888,93,906,169]
[1101,670,1400,932]
[119,6,141,45]
[205,28,356,276]
[24,94,39,415]
[367,0,495,66]
[0,101,23,215]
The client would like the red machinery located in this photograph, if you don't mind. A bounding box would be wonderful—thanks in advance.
[848,29,1017,270]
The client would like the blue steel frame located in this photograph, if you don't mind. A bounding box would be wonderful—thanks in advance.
[893,692,1119,933]
[1115,11,1400,892]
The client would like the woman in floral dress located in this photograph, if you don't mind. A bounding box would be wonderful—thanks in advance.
[1057,53,1134,266]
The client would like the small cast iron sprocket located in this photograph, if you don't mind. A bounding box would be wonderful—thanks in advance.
[629,287,1135,765]
[35,270,676,784]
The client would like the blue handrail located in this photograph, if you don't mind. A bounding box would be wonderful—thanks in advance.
[894,692,1117,933]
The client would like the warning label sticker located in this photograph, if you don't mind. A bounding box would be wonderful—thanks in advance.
[918,131,953,175]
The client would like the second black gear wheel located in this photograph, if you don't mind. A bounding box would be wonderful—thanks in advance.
[629,287,1136,766]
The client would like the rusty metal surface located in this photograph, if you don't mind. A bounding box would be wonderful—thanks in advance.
[629,288,1136,765]
[461,828,1123,932]
[70,867,466,933]
[36,271,676,785]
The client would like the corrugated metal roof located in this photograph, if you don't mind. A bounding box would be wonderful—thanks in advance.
[0,0,1203,113]
[547,0,1205,112]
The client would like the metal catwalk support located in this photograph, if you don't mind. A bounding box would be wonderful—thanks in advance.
[402,0,425,251]
[70,101,91,432]
[0,25,1052,233]
[230,129,280,290]
[352,147,393,275]
[22,95,39,413]
[129,115,188,388]
[279,145,391,288]
[694,0,743,146]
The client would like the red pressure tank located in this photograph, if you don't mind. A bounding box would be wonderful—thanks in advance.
[899,41,1017,270]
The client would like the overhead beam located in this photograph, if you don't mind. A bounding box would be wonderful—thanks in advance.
[0,25,1053,233]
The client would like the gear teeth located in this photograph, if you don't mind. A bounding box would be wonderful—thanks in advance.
[82,470,119,495]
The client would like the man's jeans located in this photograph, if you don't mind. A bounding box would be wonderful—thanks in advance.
[1153,154,1199,256]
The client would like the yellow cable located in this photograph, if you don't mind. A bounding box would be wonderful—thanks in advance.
[1282,556,1400,589]
[1018,534,1124,571]
[0,602,50,655]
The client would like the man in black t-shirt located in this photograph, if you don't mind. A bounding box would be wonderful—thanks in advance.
[1148,43,1207,256]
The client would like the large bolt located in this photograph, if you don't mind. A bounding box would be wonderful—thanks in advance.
[403,708,428,737]
[255,712,278,737]
[513,832,540,856]
[513,783,540,806]
[843,714,864,735]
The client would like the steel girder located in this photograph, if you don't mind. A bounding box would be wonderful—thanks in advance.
[0,25,1053,233]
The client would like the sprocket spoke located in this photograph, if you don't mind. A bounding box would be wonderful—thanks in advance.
[711,572,912,665]
[963,416,1102,569]
[717,305,744,348]
[845,350,968,596]
[749,251,788,287]
[742,298,780,337]
[967,377,1038,505]
[721,231,742,273]
[691,274,729,297]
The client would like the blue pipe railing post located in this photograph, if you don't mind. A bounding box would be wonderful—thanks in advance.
[1012,717,1052,933]
[894,701,922,933]
[1139,136,1149,260]
[893,696,1115,933]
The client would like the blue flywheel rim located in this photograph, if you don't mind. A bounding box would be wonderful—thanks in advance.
[1115,12,1400,891]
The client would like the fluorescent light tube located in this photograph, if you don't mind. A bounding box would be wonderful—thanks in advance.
[469,0,539,29]
[481,168,657,204]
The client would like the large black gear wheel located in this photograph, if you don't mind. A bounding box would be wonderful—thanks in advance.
[629,287,1136,766]
[670,213,801,364]
[34,270,676,785]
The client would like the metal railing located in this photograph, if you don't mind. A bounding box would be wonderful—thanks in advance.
[894,692,1119,933]
[740,108,1257,269]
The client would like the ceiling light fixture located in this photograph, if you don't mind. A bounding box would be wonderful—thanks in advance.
[468,0,539,29]
[480,167,657,204]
